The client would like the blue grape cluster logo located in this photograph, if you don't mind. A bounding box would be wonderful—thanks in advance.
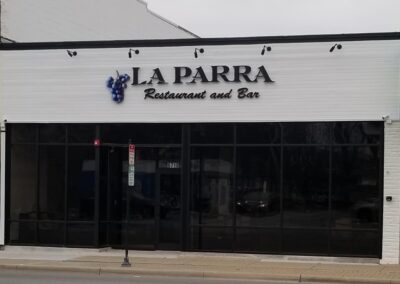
[106,72,130,103]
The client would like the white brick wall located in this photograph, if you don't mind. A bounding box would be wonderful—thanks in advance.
[381,121,400,264]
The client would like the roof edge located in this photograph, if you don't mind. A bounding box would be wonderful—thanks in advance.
[0,36,16,43]
[1,32,400,50]
[139,0,199,38]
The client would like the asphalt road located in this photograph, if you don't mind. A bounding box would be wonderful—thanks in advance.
[0,269,339,284]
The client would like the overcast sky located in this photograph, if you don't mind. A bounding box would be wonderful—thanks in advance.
[145,0,400,38]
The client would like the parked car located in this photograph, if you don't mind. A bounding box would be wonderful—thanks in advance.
[236,190,278,216]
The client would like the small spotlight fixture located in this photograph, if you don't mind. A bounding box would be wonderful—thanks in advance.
[261,45,272,55]
[329,43,342,52]
[194,48,204,58]
[67,50,77,57]
[128,49,140,58]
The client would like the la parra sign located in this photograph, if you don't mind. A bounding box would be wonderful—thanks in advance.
[107,65,275,103]
[131,65,274,85]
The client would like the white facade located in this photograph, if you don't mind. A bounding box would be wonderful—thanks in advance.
[0,36,400,262]
[382,121,400,264]
[0,40,399,123]
[0,0,196,42]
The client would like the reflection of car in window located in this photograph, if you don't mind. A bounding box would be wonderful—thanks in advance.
[236,190,278,216]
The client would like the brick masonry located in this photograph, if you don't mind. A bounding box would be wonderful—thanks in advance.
[381,121,400,264]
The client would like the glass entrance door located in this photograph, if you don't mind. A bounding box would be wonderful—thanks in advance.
[105,145,157,249]
[103,146,181,250]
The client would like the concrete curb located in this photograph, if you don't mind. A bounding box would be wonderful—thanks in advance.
[0,263,397,284]
[300,274,392,284]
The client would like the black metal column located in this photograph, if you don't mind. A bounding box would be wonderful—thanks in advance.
[181,124,190,250]
[94,125,101,247]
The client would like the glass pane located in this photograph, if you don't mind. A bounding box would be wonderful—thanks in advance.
[108,223,156,249]
[67,223,94,246]
[108,222,123,246]
[190,147,233,226]
[235,228,280,253]
[38,222,64,245]
[283,229,329,254]
[68,124,96,143]
[191,227,233,251]
[283,147,329,228]
[10,145,37,220]
[99,222,107,246]
[108,147,129,222]
[158,148,181,170]
[236,123,280,144]
[190,123,233,144]
[9,222,36,244]
[236,147,280,227]
[11,124,37,143]
[331,230,379,257]
[39,124,66,143]
[283,123,331,144]
[128,223,156,250]
[39,146,65,220]
[159,172,181,250]
[331,146,381,229]
[67,147,95,221]
[101,124,181,144]
[334,122,382,144]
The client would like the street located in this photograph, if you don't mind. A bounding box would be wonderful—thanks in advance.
[0,269,338,284]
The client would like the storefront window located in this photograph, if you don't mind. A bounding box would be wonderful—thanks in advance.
[68,124,96,143]
[283,229,329,254]
[67,223,95,246]
[10,145,37,220]
[38,222,64,245]
[191,123,234,144]
[283,122,331,144]
[7,122,383,256]
[101,124,181,144]
[39,146,65,220]
[331,146,380,229]
[9,221,36,244]
[39,124,66,143]
[67,146,95,221]
[334,122,381,144]
[190,147,233,226]
[191,227,233,251]
[11,124,37,144]
[283,147,329,228]
[235,228,280,253]
[236,147,280,227]
[236,123,280,144]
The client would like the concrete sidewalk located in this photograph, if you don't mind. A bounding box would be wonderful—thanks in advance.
[0,246,399,283]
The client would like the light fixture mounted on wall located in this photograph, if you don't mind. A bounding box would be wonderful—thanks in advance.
[261,45,272,55]
[67,50,77,57]
[329,44,342,52]
[194,48,204,58]
[128,49,140,58]
[382,115,392,124]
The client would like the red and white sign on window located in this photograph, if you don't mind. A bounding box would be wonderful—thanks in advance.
[128,144,135,186]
